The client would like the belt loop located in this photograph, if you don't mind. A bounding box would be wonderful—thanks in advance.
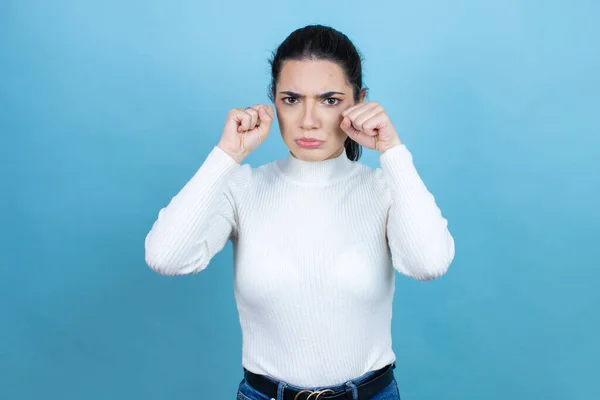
[277,382,287,400]
[344,381,358,400]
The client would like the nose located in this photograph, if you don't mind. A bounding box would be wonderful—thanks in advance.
[300,102,319,131]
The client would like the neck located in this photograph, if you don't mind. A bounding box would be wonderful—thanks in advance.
[275,148,356,185]
[290,147,345,161]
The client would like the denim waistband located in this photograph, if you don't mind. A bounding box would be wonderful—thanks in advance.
[243,362,396,393]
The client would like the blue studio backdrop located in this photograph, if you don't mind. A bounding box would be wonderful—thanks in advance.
[1,1,599,399]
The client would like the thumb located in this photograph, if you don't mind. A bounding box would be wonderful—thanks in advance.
[225,110,244,134]
[340,116,361,138]
[257,106,274,133]
[244,106,273,149]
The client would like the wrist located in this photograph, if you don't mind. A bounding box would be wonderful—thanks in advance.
[379,139,402,154]
[217,143,245,164]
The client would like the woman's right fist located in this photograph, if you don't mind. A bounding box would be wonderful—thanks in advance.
[217,105,274,163]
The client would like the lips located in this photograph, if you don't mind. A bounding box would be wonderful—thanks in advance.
[295,138,324,149]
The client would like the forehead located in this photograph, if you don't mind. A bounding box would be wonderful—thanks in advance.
[278,60,349,92]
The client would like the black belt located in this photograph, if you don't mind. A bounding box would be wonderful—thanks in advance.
[243,363,395,400]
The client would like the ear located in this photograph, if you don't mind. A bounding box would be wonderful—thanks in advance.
[358,88,367,103]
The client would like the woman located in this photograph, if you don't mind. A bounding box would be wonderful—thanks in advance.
[145,24,455,400]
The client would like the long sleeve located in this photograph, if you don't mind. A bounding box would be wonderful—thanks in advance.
[144,146,250,276]
[378,144,455,281]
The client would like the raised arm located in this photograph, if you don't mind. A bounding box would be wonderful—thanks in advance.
[340,102,455,281]
[145,104,274,276]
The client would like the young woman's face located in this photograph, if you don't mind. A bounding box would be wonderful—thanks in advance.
[274,60,364,161]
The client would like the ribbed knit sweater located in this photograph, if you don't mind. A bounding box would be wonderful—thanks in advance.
[144,144,455,387]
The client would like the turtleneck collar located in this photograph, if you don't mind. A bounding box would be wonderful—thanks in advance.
[275,149,357,185]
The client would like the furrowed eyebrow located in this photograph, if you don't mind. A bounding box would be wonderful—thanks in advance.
[279,91,345,99]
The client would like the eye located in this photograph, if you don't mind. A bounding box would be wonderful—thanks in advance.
[282,97,298,104]
[324,98,340,106]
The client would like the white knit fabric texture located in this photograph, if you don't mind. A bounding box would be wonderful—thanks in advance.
[145,144,455,387]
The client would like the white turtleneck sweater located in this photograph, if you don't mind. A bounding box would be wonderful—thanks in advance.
[144,144,454,387]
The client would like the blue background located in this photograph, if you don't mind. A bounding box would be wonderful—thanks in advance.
[2,0,599,399]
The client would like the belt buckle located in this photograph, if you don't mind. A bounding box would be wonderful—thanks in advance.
[293,388,335,400]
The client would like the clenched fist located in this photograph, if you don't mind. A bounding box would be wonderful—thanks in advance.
[218,105,274,163]
[340,102,402,153]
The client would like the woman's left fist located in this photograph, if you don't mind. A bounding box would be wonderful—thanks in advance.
[340,102,402,153]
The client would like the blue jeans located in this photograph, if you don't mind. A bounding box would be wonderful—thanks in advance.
[237,364,401,400]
